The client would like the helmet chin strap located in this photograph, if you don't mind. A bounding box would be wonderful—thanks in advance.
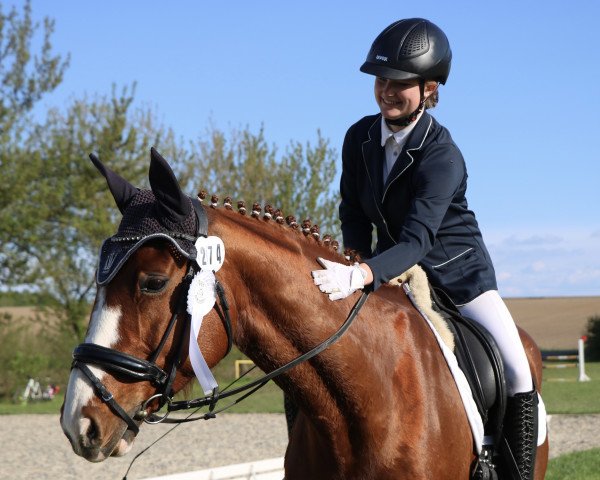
[385,80,428,128]
[385,98,426,128]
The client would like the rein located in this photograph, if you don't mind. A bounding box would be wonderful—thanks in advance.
[120,290,370,480]
[153,290,370,423]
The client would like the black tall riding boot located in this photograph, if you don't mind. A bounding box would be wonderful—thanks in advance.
[503,389,538,480]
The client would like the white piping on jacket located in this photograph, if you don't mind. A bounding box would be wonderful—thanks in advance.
[432,247,474,269]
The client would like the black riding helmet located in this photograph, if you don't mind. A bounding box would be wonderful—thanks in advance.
[360,18,452,85]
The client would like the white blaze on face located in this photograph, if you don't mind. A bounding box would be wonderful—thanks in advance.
[61,287,122,446]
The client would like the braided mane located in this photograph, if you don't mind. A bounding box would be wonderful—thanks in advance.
[197,189,362,263]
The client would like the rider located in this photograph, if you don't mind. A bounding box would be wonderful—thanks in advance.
[312,18,538,479]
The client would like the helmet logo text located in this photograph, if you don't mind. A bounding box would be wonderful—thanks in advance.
[376,55,388,62]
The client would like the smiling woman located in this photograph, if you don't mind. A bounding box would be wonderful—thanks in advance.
[330,17,546,480]
[373,77,438,127]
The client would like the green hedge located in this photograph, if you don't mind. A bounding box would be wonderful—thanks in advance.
[585,315,600,361]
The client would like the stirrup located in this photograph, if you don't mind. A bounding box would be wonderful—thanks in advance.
[472,446,498,480]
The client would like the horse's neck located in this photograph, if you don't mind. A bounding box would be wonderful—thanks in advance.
[230,256,362,457]
[223,240,374,429]
[214,212,362,409]
[210,211,473,475]
[213,211,445,451]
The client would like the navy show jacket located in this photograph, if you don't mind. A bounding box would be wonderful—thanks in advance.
[339,111,498,305]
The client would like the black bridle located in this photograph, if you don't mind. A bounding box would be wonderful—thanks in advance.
[71,198,220,434]
[72,242,235,434]
[71,200,370,434]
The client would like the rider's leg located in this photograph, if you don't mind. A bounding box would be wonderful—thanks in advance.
[458,290,538,480]
[458,290,531,395]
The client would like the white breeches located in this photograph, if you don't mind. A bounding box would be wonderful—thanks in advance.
[458,290,533,396]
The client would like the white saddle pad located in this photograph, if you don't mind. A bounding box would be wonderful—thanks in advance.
[402,283,547,452]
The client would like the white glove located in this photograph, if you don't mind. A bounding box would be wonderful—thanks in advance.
[311,257,367,301]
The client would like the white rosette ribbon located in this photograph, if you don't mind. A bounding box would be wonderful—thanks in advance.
[186,269,219,395]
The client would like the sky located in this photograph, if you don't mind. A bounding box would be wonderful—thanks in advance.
[14,0,600,297]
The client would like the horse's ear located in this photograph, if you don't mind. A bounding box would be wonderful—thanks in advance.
[89,153,138,214]
[149,147,191,222]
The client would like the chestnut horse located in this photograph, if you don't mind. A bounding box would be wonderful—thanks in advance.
[61,149,548,479]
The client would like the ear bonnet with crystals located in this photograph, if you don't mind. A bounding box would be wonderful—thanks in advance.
[93,147,207,285]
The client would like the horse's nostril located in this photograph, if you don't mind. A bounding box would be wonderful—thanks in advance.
[82,416,101,449]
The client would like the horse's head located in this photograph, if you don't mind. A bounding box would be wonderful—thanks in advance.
[61,148,231,461]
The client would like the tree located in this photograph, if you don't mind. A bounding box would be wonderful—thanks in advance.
[0,2,342,398]
[196,124,340,238]
[0,1,341,343]
[585,315,600,361]
[0,0,69,286]
[0,0,69,140]
[0,85,184,339]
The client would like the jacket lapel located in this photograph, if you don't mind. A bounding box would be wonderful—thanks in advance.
[361,115,385,202]
[383,113,433,201]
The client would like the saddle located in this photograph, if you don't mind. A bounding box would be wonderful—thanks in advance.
[429,287,507,449]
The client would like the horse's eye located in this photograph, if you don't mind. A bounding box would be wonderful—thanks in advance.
[139,275,169,294]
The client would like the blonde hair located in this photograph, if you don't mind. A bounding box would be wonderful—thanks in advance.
[424,81,439,109]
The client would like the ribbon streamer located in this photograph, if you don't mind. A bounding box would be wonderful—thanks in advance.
[187,270,219,395]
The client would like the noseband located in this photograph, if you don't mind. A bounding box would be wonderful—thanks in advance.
[71,199,233,434]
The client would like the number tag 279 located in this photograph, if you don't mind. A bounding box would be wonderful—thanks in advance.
[193,236,225,272]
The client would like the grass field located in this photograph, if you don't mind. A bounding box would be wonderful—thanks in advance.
[4,295,599,349]
[542,362,600,414]
[0,347,285,415]
[1,297,598,415]
[2,357,598,416]
[0,394,64,415]
[546,448,600,480]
